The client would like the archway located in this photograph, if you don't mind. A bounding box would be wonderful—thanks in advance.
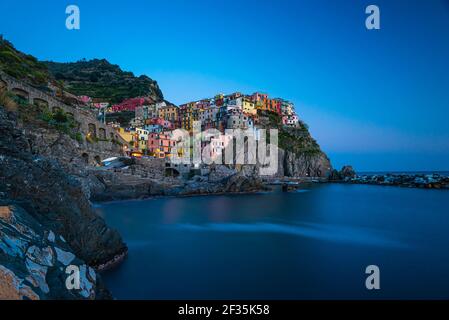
[81,153,89,164]
[88,123,97,138]
[11,87,29,101]
[98,128,106,140]
[33,98,49,109]
[164,167,180,177]
[0,79,7,91]
[52,106,62,113]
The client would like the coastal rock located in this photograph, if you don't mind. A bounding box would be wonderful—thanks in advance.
[0,107,127,268]
[340,165,356,179]
[0,204,111,299]
[0,265,40,300]
[282,150,332,178]
[329,165,357,181]
[208,164,237,182]
[336,172,449,189]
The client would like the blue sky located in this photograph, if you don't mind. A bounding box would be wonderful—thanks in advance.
[1,0,448,171]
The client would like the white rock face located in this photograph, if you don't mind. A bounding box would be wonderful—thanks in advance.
[1,205,103,299]
[26,246,54,267]
[78,265,96,299]
[47,231,55,243]
[54,247,75,266]
[25,258,50,294]
[0,265,40,300]
[0,233,28,257]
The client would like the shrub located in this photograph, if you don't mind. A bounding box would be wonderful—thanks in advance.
[0,89,18,112]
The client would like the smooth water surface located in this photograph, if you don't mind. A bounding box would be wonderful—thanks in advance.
[98,184,449,299]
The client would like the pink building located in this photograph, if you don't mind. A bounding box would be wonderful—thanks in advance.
[111,97,153,113]
[78,95,92,104]
[147,132,176,158]
[146,117,174,130]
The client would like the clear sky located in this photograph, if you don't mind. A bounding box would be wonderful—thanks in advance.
[1,0,448,171]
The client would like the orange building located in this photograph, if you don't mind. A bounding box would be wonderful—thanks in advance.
[250,92,281,114]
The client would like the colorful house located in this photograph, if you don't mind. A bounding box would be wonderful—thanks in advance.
[158,105,179,123]
[282,114,299,127]
[147,132,176,158]
[136,128,150,152]
[226,109,254,130]
[241,97,257,115]
[280,99,294,116]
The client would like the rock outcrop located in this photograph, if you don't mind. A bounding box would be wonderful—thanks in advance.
[329,165,356,181]
[89,163,269,202]
[0,106,127,299]
[281,149,332,178]
[256,112,333,178]
[0,204,110,299]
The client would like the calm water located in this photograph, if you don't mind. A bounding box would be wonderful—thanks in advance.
[98,184,449,299]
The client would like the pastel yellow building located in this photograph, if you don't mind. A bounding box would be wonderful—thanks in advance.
[116,127,134,145]
[158,105,179,122]
[242,98,257,115]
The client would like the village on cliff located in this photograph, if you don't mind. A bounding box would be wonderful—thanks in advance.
[80,92,300,160]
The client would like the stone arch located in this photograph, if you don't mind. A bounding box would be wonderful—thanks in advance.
[164,167,180,177]
[88,123,97,138]
[98,128,106,140]
[11,87,29,101]
[33,98,49,108]
[0,79,7,91]
[81,153,89,164]
[94,155,101,165]
[52,106,62,113]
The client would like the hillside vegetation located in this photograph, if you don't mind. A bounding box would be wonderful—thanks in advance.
[257,110,322,156]
[0,36,163,104]
[0,37,50,87]
[44,59,164,103]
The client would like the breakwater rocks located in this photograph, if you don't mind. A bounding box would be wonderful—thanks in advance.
[340,173,449,189]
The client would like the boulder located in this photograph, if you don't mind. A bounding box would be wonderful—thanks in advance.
[340,165,356,179]
[0,204,111,299]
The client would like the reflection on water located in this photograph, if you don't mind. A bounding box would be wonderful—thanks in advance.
[100,184,449,299]
[165,221,408,248]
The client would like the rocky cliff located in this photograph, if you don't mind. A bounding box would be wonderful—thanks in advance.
[0,106,126,299]
[258,111,332,178]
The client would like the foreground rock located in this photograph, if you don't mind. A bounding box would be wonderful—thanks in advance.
[0,204,110,299]
[0,107,127,299]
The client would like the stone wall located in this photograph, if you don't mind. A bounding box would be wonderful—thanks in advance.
[0,71,128,149]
